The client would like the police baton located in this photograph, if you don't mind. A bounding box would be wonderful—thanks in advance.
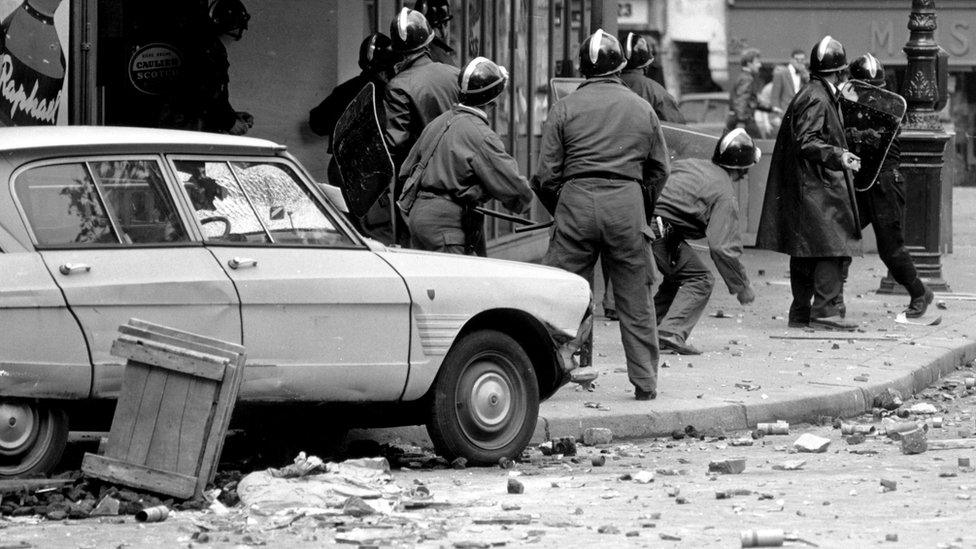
[474,207,553,233]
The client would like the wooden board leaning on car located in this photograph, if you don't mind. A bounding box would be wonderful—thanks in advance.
[81,319,246,499]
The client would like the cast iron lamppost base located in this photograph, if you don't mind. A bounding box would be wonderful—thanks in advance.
[878,0,951,294]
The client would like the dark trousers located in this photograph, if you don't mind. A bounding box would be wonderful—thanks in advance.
[652,238,715,342]
[407,194,486,256]
[789,256,850,322]
[545,179,659,392]
[856,171,925,298]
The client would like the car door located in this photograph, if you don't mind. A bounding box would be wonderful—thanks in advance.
[169,157,411,402]
[12,157,241,398]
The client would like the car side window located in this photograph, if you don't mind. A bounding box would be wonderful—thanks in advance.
[229,161,355,247]
[14,160,188,247]
[174,160,271,244]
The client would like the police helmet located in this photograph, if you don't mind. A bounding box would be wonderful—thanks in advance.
[390,7,434,53]
[849,53,886,86]
[809,35,848,74]
[459,57,508,107]
[358,33,394,73]
[579,29,627,78]
[209,0,250,40]
[413,0,453,28]
[712,128,761,169]
[623,33,654,71]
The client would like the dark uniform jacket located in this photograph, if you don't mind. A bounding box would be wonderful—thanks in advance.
[400,105,533,212]
[620,69,686,124]
[655,159,749,294]
[756,76,862,257]
[535,77,669,198]
[728,70,767,127]
[309,73,386,148]
[384,51,460,168]
[429,37,458,67]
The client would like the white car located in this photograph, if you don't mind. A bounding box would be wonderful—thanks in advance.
[0,127,591,476]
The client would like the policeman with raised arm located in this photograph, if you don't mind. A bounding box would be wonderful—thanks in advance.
[536,29,670,401]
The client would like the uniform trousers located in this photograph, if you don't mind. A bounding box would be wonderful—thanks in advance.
[407,193,487,256]
[855,170,925,298]
[788,256,850,323]
[544,178,659,392]
[652,237,715,343]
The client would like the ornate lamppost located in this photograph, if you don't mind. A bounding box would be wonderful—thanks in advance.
[879,0,951,293]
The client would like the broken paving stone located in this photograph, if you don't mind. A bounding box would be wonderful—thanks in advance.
[772,460,806,471]
[886,534,899,542]
[660,532,682,541]
[846,433,866,445]
[553,437,577,456]
[451,457,467,469]
[89,496,120,517]
[957,494,972,501]
[598,525,620,535]
[632,471,655,484]
[909,402,939,415]
[793,434,831,453]
[939,470,959,478]
[674,496,688,504]
[960,458,972,468]
[881,479,897,492]
[708,458,746,474]
[341,496,376,517]
[582,428,613,446]
[584,401,611,411]
[498,457,515,469]
[507,478,524,494]
[900,428,928,455]
[501,503,521,511]
[873,388,904,411]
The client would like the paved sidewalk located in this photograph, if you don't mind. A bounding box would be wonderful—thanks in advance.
[361,189,976,446]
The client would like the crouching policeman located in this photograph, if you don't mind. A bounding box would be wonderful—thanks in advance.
[653,129,758,355]
[536,29,669,401]
[398,57,533,255]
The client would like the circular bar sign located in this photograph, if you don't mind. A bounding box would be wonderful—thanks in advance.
[128,43,183,95]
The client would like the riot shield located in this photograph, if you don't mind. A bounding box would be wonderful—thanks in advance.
[839,80,906,191]
[331,82,396,218]
[661,122,718,163]
[549,77,584,104]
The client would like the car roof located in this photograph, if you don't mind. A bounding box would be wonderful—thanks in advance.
[0,126,285,153]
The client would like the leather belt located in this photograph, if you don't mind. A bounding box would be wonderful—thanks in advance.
[568,171,640,183]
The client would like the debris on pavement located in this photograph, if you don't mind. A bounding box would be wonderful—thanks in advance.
[708,458,746,474]
[792,434,831,453]
[840,423,875,435]
[507,478,524,494]
[582,427,613,446]
[756,421,790,435]
[908,402,939,415]
[873,388,904,411]
[900,428,928,455]
[881,479,897,492]
[772,460,806,471]
[134,505,169,523]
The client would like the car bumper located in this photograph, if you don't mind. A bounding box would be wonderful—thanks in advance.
[552,309,593,383]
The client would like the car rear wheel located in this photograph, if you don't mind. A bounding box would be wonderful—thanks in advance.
[427,330,539,465]
[0,400,68,477]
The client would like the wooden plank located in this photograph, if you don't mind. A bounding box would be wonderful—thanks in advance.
[124,366,169,465]
[82,453,197,499]
[119,325,240,362]
[127,318,245,355]
[928,439,976,450]
[145,373,192,474]
[769,334,899,341]
[105,362,151,460]
[0,478,74,494]
[111,337,227,381]
[176,377,217,476]
[197,358,245,493]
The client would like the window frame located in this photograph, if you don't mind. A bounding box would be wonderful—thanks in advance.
[11,154,199,250]
[166,154,365,250]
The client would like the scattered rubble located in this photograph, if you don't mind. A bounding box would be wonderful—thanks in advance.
[708,458,746,474]
[793,434,831,453]
[582,427,613,446]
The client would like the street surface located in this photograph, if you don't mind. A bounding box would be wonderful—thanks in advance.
[3,366,976,548]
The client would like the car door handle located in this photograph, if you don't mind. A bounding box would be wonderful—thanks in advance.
[59,263,91,276]
[228,257,258,270]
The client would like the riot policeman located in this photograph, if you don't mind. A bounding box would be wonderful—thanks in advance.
[369,7,459,246]
[398,57,533,255]
[756,36,862,331]
[846,53,932,318]
[653,129,759,355]
[413,0,457,66]
[621,33,685,123]
[536,29,669,401]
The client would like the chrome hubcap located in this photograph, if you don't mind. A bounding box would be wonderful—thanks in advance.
[0,403,36,455]
[469,370,511,431]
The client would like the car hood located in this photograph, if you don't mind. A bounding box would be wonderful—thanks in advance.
[375,247,591,337]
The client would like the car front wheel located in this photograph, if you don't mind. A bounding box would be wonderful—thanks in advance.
[0,400,68,477]
[427,330,539,465]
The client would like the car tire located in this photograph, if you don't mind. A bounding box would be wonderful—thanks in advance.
[0,400,68,477]
[427,330,539,465]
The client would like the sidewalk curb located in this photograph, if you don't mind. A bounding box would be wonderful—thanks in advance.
[535,340,976,442]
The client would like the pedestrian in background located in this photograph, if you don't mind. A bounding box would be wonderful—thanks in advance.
[536,29,669,401]
[727,48,780,139]
[756,35,862,332]
[770,48,809,116]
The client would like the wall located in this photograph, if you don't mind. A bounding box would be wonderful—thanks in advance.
[227,0,365,181]
[667,0,727,87]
